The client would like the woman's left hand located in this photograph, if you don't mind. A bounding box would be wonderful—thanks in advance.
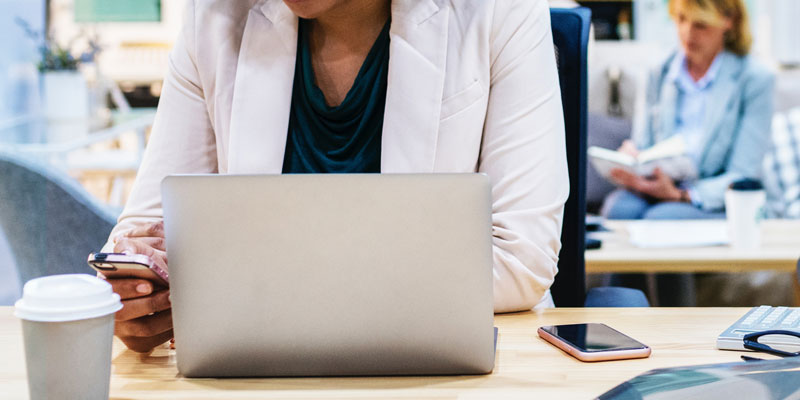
[610,167,682,201]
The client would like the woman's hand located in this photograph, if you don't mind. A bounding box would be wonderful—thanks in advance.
[617,140,640,158]
[610,167,683,202]
[108,221,173,353]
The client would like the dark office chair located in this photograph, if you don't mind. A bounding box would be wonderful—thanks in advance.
[549,8,648,307]
[0,151,119,287]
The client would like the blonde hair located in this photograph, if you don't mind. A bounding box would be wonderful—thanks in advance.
[668,0,752,56]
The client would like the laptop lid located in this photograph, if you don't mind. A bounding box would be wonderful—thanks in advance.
[161,174,495,377]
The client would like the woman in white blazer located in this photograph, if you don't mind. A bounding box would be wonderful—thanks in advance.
[105,0,568,352]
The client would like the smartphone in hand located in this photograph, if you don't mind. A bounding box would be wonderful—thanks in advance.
[88,252,169,286]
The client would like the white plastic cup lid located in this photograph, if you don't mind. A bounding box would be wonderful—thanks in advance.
[14,274,122,322]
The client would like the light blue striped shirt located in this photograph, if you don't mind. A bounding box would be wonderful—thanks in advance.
[666,51,725,204]
[667,51,724,164]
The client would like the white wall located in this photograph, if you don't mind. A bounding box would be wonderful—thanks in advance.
[0,0,44,122]
[0,0,42,304]
[49,0,186,84]
[633,0,775,60]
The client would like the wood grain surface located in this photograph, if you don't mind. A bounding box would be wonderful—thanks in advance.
[586,220,800,273]
[0,307,765,399]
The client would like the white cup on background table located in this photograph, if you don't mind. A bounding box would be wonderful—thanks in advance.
[725,179,766,250]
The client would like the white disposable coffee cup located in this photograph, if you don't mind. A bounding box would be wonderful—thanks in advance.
[14,274,122,400]
[725,180,766,250]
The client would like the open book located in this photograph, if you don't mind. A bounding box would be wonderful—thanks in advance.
[588,136,698,182]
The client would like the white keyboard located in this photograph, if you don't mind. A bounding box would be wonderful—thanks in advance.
[717,306,800,351]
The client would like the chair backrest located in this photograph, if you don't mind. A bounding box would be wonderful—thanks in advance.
[549,8,591,307]
[0,152,118,286]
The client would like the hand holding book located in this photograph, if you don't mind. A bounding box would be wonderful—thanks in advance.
[589,136,698,183]
[610,167,686,202]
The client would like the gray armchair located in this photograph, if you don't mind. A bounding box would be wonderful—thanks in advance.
[0,151,119,287]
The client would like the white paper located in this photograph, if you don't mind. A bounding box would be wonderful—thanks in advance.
[627,220,730,248]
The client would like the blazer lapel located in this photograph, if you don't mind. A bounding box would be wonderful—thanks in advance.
[381,0,449,173]
[228,0,448,174]
[228,1,297,174]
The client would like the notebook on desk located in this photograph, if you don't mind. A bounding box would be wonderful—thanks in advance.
[161,174,496,377]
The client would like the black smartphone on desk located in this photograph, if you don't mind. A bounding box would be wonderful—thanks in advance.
[538,323,651,362]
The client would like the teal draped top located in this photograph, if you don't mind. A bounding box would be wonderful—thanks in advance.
[282,18,390,173]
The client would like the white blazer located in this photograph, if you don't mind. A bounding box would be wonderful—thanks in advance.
[104,0,569,313]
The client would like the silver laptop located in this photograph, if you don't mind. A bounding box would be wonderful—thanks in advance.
[161,174,495,377]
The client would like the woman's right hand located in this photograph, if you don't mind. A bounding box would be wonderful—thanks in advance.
[108,221,173,353]
[617,140,640,158]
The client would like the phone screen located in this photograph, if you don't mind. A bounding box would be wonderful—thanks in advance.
[540,323,647,352]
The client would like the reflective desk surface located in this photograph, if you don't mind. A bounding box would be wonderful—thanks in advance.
[0,307,761,399]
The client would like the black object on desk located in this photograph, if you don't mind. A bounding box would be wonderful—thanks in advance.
[744,330,800,358]
[586,237,602,250]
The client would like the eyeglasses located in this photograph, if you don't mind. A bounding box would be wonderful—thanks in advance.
[743,330,800,358]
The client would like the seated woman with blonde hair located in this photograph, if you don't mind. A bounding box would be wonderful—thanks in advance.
[602,0,774,220]
[601,0,774,306]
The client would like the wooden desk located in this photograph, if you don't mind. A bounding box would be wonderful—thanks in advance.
[586,220,800,274]
[0,307,763,399]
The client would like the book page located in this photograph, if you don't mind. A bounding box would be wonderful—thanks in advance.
[588,146,637,182]
[638,136,687,164]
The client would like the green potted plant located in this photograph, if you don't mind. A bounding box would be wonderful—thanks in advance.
[17,17,100,121]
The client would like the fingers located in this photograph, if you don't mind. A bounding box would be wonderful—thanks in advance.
[610,168,637,188]
[116,310,173,338]
[119,329,174,354]
[612,167,678,200]
[132,236,166,252]
[121,221,165,239]
[654,169,674,186]
[116,290,171,322]
[609,168,623,184]
[112,221,166,251]
[114,237,161,258]
[112,238,168,272]
[632,175,657,194]
[108,278,153,300]
[617,140,640,157]
[652,167,667,180]
[110,237,170,282]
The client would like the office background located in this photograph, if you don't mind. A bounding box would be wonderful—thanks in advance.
[1,0,799,306]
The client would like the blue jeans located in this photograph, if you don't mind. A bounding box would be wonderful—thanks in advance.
[584,287,650,307]
[599,189,724,306]
[601,189,725,220]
